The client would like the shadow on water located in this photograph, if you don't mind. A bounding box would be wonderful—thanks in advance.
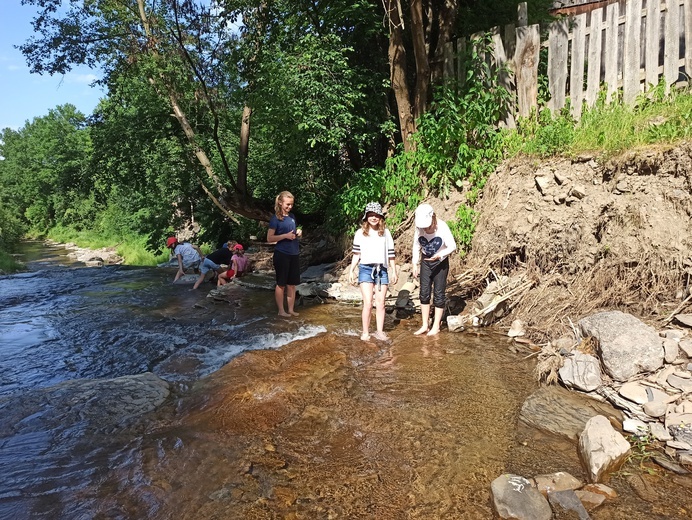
[1,242,691,518]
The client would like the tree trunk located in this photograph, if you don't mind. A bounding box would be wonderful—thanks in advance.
[430,0,459,84]
[238,104,252,196]
[384,0,416,152]
[410,0,430,120]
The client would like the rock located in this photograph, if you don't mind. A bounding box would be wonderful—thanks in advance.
[663,338,680,363]
[642,401,667,418]
[622,418,648,435]
[669,424,692,445]
[574,489,605,511]
[618,381,649,404]
[446,315,466,332]
[675,314,692,327]
[508,319,525,337]
[578,415,631,483]
[665,413,692,430]
[578,311,663,381]
[554,171,568,185]
[679,452,692,466]
[490,474,552,520]
[559,352,602,392]
[580,483,617,499]
[519,386,623,440]
[667,373,692,393]
[679,339,692,358]
[534,472,583,496]
[300,263,337,282]
[664,329,685,340]
[626,474,658,502]
[667,440,692,450]
[649,421,673,441]
[535,175,551,195]
[651,455,691,474]
[547,489,591,519]
[570,184,587,199]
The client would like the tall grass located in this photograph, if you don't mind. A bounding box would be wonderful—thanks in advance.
[0,250,24,274]
[44,225,190,266]
[510,82,692,158]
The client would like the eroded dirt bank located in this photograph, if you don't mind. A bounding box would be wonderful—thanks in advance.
[457,142,692,339]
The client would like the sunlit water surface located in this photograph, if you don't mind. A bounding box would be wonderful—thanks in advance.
[0,241,690,519]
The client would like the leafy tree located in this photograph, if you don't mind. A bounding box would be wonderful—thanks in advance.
[0,105,92,231]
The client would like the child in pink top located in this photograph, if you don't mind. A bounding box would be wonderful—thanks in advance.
[217,244,249,286]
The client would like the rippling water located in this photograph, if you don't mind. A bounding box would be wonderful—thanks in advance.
[1,241,691,519]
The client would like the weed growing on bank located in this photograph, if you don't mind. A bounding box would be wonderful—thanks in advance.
[509,81,692,159]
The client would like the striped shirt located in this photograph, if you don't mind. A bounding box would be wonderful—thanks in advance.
[352,228,395,265]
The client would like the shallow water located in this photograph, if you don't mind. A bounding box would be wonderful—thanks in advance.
[1,241,691,519]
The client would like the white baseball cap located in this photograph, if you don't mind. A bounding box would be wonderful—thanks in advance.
[414,203,434,228]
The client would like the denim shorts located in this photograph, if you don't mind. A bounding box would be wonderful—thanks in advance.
[200,257,220,274]
[358,264,389,285]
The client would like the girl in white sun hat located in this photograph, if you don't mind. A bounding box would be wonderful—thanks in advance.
[348,202,398,342]
[412,203,457,336]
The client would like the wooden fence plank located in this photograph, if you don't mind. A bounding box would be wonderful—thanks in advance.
[586,8,604,108]
[623,0,643,104]
[646,0,662,89]
[604,1,620,101]
[492,27,516,128]
[504,22,517,58]
[516,25,540,117]
[518,1,528,27]
[570,14,587,118]
[664,0,681,91]
[548,19,569,112]
[686,0,692,78]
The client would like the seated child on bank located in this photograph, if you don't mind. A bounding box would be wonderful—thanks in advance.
[217,244,249,286]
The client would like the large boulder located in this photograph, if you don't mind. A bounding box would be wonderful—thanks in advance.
[578,311,663,381]
[490,474,552,520]
[578,415,631,483]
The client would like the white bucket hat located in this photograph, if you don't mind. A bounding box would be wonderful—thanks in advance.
[362,202,384,221]
[414,203,434,228]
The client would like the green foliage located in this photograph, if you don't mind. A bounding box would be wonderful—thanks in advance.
[327,168,387,232]
[512,107,576,157]
[447,204,477,255]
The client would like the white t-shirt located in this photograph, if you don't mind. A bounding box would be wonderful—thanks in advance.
[412,219,457,267]
[352,228,395,265]
[174,242,201,267]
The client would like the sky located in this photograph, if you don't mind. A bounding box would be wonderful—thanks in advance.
[0,2,104,131]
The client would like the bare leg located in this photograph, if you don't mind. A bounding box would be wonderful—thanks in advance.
[427,307,445,336]
[360,282,374,340]
[414,303,430,335]
[275,285,290,316]
[374,284,389,339]
[286,285,299,316]
[192,272,206,290]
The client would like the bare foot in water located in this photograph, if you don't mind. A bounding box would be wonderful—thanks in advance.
[278,312,291,317]
[427,328,440,336]
[289,311,300,316]
[413,326,429,335]
[360,333,371,341]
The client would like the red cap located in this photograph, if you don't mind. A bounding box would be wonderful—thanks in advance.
[166,237,177,248]
[234,244,244,251]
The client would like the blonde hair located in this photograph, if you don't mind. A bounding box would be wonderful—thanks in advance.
[274,191,295,220]
[361,217,385,237]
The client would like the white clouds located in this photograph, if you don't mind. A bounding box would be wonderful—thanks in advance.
[67,73,99,84]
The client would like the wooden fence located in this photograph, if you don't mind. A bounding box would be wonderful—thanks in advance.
[444,0,692,122]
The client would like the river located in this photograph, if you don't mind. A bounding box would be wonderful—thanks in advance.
[0,241,690,519]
